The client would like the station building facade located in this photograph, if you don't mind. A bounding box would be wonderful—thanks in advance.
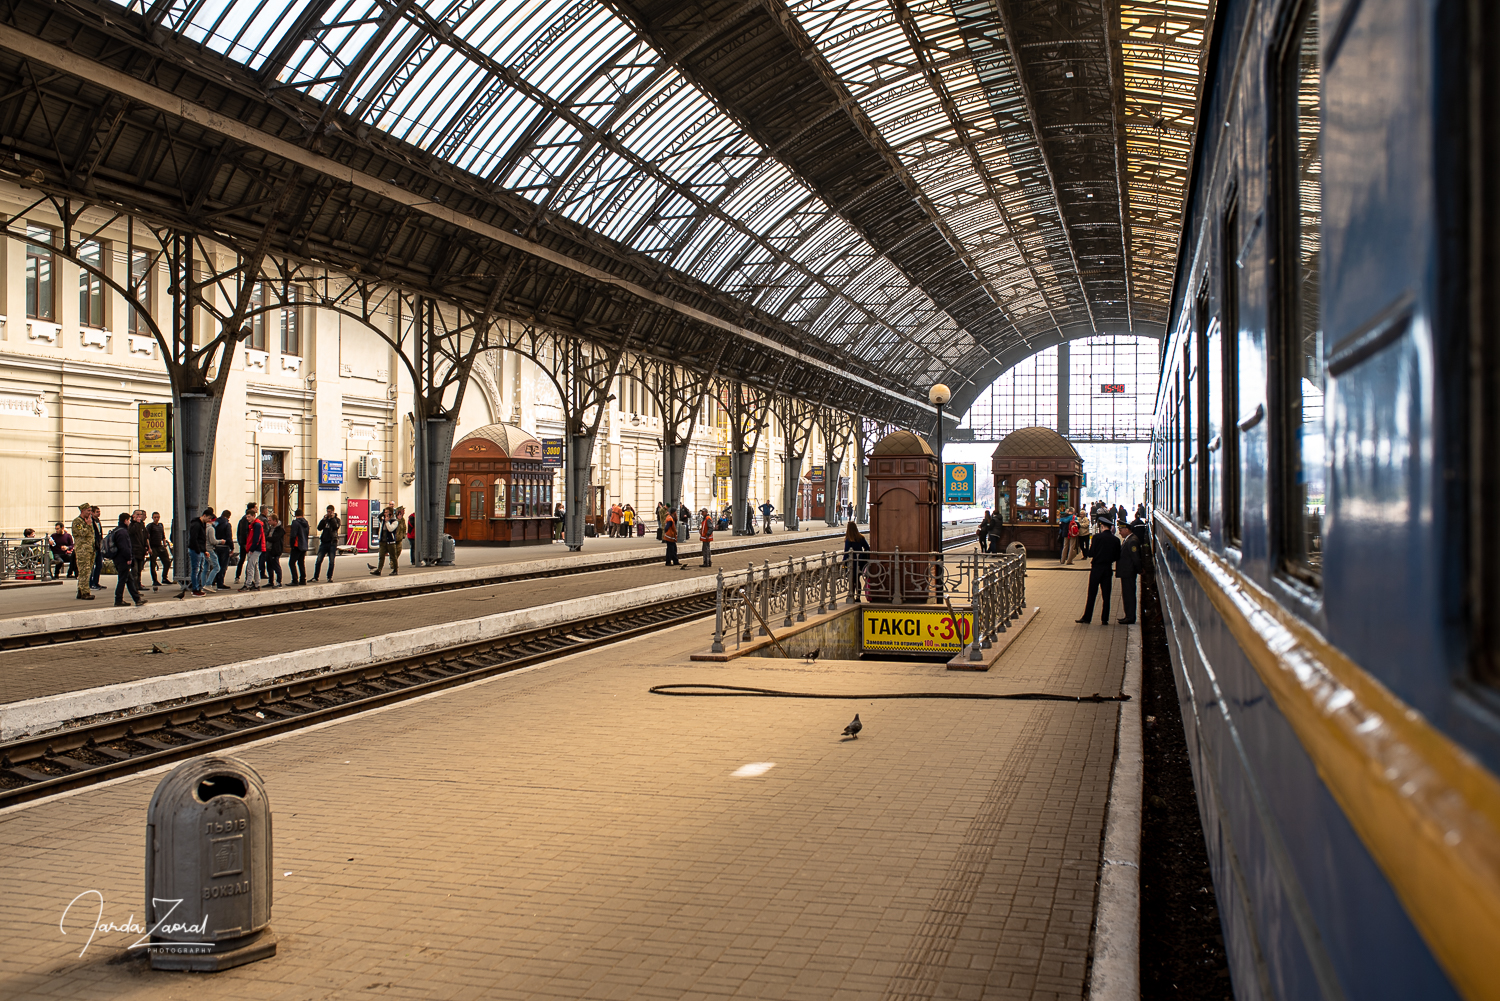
[0,189,854,539]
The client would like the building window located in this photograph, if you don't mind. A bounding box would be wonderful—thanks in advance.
[248,283,267,351]
[1277,0,1324,585]
[25,225,54,320]
[447,478,461,517]
[127,248,153,337]
[280,288,301,356]
[1221,200,1242,546]
[78,240,106,329]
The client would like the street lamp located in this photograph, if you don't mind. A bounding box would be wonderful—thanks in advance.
[930,383,951,597]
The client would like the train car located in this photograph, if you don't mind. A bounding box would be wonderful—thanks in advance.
[1150,0,1500,998]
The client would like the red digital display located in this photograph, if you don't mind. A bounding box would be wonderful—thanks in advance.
[1100,383,1126,394]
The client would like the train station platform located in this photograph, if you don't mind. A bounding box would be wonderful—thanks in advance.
[0,522,849,623]
[0,565,1137,1001]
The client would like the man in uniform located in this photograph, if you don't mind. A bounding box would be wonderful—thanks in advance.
[1116,521,1142,625]
[71,502,96,600]
[1076,515,1120,625]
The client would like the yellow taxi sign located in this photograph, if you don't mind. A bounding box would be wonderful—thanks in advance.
[863,607,973,654]
[138,402,172,454]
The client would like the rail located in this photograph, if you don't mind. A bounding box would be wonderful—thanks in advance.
[709,539,1021,655]
[0,539,54,582]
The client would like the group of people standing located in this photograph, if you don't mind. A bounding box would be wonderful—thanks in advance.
[604,503,638,537]
[1073,503,1149,626]
[62,503,173,606]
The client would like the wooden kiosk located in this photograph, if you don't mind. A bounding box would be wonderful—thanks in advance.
[866,430,941,603]
[990,426,1083,558]
[444,423,556,546]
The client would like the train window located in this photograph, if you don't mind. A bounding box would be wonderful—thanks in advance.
[1222,200,1242,546]
[1276,0,1324,585]
[1195,286,1212,528]
[1182,342,1193,522]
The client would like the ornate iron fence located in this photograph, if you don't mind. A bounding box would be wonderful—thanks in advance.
[0,539,55,582]
[708,548,1026,656]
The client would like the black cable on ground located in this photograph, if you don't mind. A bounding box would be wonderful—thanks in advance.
[648,684,1128,703]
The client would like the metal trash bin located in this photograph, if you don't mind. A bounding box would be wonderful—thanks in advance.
[145,755,276,971]
[439,533,456,565]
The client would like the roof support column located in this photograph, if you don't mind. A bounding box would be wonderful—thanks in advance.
[1057,342,1071,438]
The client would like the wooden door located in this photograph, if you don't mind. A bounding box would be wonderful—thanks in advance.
[464,477,487,541]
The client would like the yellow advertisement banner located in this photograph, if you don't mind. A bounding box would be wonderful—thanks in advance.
[715,454,732,477]
[137,402,172,454]
[862,607,973,654]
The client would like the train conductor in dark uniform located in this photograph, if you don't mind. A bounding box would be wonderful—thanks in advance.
[1116,520,1142,624]
[1076,515,1120,624]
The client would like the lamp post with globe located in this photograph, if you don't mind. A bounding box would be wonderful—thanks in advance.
[930,383,951,596]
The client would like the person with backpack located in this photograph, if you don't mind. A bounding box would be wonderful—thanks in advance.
[759,499,774,534]
[314,505,341,581]
[662,507,681,567]
[238,507,266,591]
[406,509,418,565]
[697,508,714,568]
[288,509,310,585]
[107,512,147,607]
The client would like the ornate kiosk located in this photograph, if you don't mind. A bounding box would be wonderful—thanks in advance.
[990,426,1083,558]
[444,424,556,546]
[866,430,941,603]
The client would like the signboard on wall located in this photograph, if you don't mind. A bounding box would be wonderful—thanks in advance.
[714,454,732,477]
[944,462,976,504]
[540,438,564,468]
[807,465,825,482]
[345,499,370,552]
[318,459,344,489]
[862,607,973,655]
[137,403,172,453]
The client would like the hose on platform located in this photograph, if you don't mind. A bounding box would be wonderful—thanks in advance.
[648,684,1128,702]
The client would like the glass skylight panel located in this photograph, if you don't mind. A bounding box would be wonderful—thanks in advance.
[155,0,305,68]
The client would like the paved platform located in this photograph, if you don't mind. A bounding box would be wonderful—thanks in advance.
[0,529,853,707]
[0,565,1131,1001]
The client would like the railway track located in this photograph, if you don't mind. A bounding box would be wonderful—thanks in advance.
[0,534,981,808]
[0,593,719,808]
[0,529,846,652]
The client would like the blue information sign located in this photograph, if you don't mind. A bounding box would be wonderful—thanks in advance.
[318,459,345,489]
[944,462,976,505]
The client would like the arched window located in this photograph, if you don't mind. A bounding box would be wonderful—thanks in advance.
[446,478,461,517]
[493,478,506,516]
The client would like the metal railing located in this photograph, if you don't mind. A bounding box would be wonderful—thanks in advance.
[961,550,1028,663]
[0,538,55,582]
[708,547,1026,656]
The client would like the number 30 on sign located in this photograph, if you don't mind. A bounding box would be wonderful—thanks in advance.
[862,608,974,654]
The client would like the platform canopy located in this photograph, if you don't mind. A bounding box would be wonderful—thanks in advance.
[0,0,1213,420]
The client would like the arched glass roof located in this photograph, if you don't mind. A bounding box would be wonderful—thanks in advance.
[122,0,1212,403]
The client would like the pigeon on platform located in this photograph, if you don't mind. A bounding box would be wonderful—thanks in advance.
[842,714,862,739]
[804,647,820,665]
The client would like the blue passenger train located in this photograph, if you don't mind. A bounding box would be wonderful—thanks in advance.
[1150,0,1500,998]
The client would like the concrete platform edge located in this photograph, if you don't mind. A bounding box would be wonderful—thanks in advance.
[1087,621,1143,1000]
[0,528,842,640]
[0,570,726,741]
[945,605,1041,670]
